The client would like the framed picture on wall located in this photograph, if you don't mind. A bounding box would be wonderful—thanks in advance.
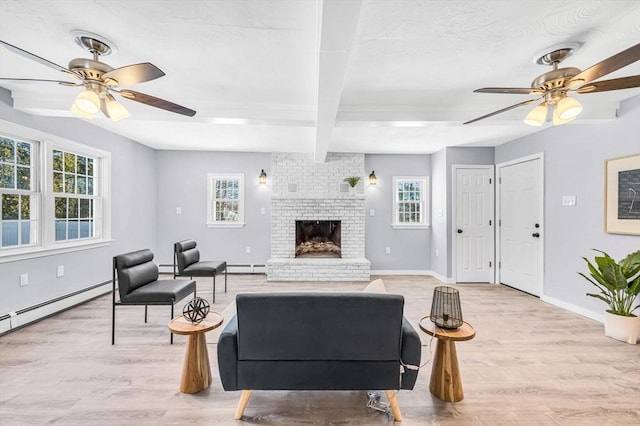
[605,153,640,235]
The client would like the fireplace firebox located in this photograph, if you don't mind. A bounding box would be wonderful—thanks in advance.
[295,220,341,258]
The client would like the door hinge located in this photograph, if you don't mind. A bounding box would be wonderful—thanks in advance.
[498,219,501,226]
[499,177,502,184]
[498,261,501,269]
[489,261,492,268]
[489,219,492,226]
[489,178,492,184]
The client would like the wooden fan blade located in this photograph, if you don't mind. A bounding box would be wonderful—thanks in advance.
[0,77,80,86]
[474,87,541,95]
[0,40,80,79]
[117,89,196,117]
[574,75,640,93]
[569,42,640,86]
[103,63,165,86]
[463,98,540,125]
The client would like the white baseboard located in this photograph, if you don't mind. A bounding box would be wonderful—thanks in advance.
[370,270,454,283]
[0,281,111,334]
[540,295,604,323]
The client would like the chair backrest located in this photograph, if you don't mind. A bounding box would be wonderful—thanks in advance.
[114,249,159,300]
[235,292,404,361]
[174,239,200,273]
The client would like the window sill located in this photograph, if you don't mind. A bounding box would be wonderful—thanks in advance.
[206,222,246,229]
[391,224,430,230]
[0,238,113,263]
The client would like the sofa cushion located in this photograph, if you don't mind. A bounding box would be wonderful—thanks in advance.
[236,292,404,362]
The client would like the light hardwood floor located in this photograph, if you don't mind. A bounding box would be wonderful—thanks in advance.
[1,274,639,425]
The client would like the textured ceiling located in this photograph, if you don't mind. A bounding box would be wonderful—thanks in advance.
[0,0,639,159]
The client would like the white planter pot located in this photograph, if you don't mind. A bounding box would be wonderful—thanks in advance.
[604,311,640,344]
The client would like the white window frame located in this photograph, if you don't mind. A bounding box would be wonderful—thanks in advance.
[206,173,245,228]
[0,120,111,263]
[392,176,430,229]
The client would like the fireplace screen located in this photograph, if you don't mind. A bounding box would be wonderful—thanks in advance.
[295,220,341,258]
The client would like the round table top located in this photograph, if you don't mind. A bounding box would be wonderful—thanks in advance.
[418,316,475,341]
[168,311,224,335]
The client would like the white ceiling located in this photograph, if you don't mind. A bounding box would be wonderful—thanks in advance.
[1,0,639,160]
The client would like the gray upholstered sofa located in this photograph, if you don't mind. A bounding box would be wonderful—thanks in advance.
[217,291,421,421]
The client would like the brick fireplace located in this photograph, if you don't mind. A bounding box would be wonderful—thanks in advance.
[266,153,370,281]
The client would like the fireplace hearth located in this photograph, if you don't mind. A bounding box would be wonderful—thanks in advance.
[295,220,341,258]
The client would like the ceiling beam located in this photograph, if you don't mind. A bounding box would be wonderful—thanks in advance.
[313,0,362,162]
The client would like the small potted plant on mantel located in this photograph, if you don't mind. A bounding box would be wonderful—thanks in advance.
[579,249,640,344]
[344,176,361,194]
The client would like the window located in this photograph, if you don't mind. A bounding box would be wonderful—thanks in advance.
[1,136,38,248]
[207,173,245,227]
[52,149,97,241]
[0,120,111,261]
[392,176,429,228]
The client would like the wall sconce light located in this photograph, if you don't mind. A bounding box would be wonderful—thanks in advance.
[368,170,377,185]
[259,169,268,184]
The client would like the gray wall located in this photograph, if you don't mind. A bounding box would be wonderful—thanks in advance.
[495,94,640,315]
[155,150,271,266]
[365,154,431,270]
[0,88,157,315]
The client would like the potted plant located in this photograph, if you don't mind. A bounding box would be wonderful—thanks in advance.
[344,176,361,194]
[579,249,640,344]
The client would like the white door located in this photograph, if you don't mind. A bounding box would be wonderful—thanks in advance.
[455,167,494,283]
[498,156,543,296]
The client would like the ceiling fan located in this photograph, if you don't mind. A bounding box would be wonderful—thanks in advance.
[0,31,196,121]
[464,42,640,126]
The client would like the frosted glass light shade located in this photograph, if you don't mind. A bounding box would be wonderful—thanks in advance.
[73,90,100,114]
[71,102,95,119]
[553,104,577,125]
[556,96,583,120]
[105,95,130,122]
[524,103,547,126]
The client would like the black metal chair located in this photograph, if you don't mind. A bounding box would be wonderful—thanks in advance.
[174,239,227,303]
[112,248,196,344]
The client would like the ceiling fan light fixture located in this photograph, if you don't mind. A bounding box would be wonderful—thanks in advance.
[105,94,130,121]
[524,103,547,126]
[71,102,95,119]
[556,96,583,120]
[73,89,100,114]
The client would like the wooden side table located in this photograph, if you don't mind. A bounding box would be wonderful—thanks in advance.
[168,311,224,394]
[419,316,475,402]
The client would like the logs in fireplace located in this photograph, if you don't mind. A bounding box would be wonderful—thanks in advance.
[295,220,341,258]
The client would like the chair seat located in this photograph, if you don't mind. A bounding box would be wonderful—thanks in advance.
[183,261,227,276]
[121,279,196,304]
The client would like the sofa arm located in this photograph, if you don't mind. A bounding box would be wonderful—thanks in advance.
[399,317,421,390]
[217,314,239,390]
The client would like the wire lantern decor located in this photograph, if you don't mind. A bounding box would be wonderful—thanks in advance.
[430,286,463,329]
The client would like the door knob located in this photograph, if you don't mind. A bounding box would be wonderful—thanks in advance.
[457,229,463,233]
[532,232,540,238]
[534,223,540,228]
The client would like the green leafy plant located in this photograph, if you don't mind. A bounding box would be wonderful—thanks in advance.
[579,249,640,317]
[344,176,361,188]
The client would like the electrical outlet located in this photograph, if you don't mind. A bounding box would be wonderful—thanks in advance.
[19,273,28,286]
[246,246,251,254]
[56,265,64,278]
[176,206,182,214]
[385,247,391,255]
[436,249,440,257]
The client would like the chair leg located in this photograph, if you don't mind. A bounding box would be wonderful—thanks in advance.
[235,390,252,420]
[170,302,174,344]
[111,302,116,345]
[144,305,148,323]
[224,268,227,293]
[212,275,216,304]
[385,390,402,422]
